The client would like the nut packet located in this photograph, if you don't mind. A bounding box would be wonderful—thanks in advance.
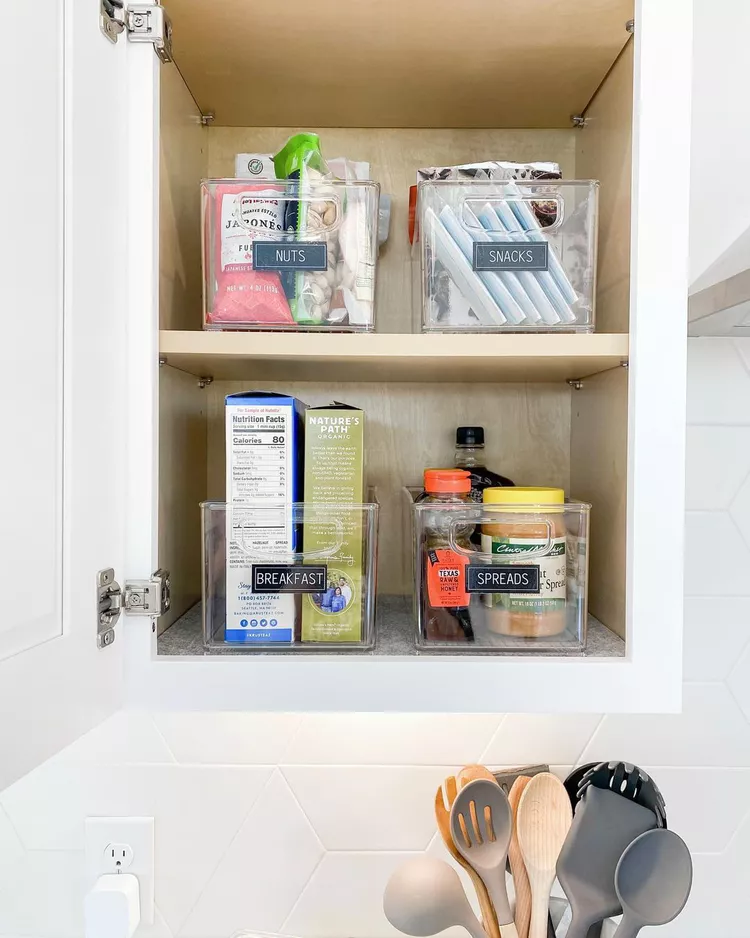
[204,181,294,326]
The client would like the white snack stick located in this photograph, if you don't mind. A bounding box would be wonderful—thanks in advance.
[480,202,561,325]
[490,200,576,323]
[503,182,579,307]
[440,205,529,324]
[424,207,508,327]
[461,205,542,324]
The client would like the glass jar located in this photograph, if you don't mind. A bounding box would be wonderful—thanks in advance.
[481,487,567,638]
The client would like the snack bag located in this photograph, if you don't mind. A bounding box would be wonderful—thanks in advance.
[205,181,294,326]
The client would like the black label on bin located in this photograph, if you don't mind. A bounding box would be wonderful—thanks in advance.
[253,241,327,271]
[252,565,328,593]
[473,242,548,272]
[465,564,540,593]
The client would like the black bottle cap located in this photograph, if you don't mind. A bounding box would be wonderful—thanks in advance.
[456,426,485,446]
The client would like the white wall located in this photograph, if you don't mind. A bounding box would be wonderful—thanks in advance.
[689,0,750,293]
[1,340,750,937]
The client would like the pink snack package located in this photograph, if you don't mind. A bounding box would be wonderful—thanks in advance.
[206,182,294,326]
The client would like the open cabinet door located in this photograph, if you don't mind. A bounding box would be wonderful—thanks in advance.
[0,0,135,788]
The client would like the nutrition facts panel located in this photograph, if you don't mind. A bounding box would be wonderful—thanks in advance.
[228,405,293,504]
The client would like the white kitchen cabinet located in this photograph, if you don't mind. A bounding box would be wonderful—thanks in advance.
[1,0,693,784]
[0,0,129,788]
[688,0,750,335]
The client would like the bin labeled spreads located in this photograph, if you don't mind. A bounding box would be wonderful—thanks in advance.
[407,487,591,653]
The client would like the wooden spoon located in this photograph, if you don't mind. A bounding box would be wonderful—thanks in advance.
[435,767,502,938]
[516,773,572,938]
[508,777,533,938]
[458,763,499,787]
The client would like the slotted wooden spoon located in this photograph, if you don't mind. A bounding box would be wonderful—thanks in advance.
[435,766,502,938]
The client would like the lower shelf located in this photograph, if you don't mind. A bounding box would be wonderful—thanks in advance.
[158,595,626,658]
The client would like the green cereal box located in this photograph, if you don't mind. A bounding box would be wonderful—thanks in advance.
[302,404,365,643]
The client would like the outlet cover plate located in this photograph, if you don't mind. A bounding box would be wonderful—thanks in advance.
[85,817,154,925]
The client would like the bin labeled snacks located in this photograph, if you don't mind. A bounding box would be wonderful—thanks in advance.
[418,180,598,332]
[408,487,591,653]
[202,177,380,331]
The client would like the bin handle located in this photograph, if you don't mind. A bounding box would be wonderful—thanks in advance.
[230,508,346,563]
[460,192,564,234]
[448,514,555,562]
[236,192,342,236]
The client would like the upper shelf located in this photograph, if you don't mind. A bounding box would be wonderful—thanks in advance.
[167,0,634,128]
[159,331,629,383]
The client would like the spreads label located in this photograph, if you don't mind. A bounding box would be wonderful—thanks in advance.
[426,548,469,608]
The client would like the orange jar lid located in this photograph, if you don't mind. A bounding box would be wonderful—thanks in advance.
[424,469,472,494]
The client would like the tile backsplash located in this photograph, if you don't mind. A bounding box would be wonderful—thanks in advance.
[2,338,750,938]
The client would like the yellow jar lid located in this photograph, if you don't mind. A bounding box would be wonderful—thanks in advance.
[483,486,565,505]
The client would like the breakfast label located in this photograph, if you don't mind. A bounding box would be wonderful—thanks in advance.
[473,241,549,271]
[252,565,327,593]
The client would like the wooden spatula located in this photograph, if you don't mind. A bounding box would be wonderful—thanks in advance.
[508,777,533,938]
[435,767,502,938]
[516,773,572,938]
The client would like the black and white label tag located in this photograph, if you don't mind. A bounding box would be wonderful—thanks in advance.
[253,241,327,271]
[252,565,328,593]
[465,564,541,593]
[473,242,548,271]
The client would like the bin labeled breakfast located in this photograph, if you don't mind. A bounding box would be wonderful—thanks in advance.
[201,133,380,331]
[418,180,598,332]
[409,479,590,652]
[201,500,378,649]
[202,390,378,649]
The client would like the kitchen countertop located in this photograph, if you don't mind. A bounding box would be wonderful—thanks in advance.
[158,595,626,658]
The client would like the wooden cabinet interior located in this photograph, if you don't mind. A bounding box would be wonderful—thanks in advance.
[157,5,634,647]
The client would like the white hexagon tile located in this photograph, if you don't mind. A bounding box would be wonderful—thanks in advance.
[2,339,750,938]
[179,771,324,938]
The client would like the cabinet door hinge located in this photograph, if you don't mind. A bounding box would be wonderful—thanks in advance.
[97,568,171,649]
[100,2,174,63]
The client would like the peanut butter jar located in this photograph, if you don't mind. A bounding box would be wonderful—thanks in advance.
[481,487,567,638]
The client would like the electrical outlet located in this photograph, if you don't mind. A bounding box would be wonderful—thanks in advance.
[103,842,134,872]
[86,818,155,926]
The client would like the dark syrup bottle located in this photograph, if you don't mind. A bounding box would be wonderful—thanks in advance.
[454,426,515,501]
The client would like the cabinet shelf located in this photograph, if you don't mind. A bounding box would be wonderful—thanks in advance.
[159,331,629,384]
[159,597,626,659]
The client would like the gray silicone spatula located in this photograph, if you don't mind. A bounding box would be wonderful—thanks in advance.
[613,829,692,938]
[450,779,518,938]
[556,785,658,938]
[383,855,487,938]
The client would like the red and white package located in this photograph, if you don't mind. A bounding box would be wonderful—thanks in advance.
[206,182,294,326]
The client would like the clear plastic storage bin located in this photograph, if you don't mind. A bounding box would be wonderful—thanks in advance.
[418,180,598,333]
[202,179,380,331]
[405,487,591,654]
[202,500,379,650]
